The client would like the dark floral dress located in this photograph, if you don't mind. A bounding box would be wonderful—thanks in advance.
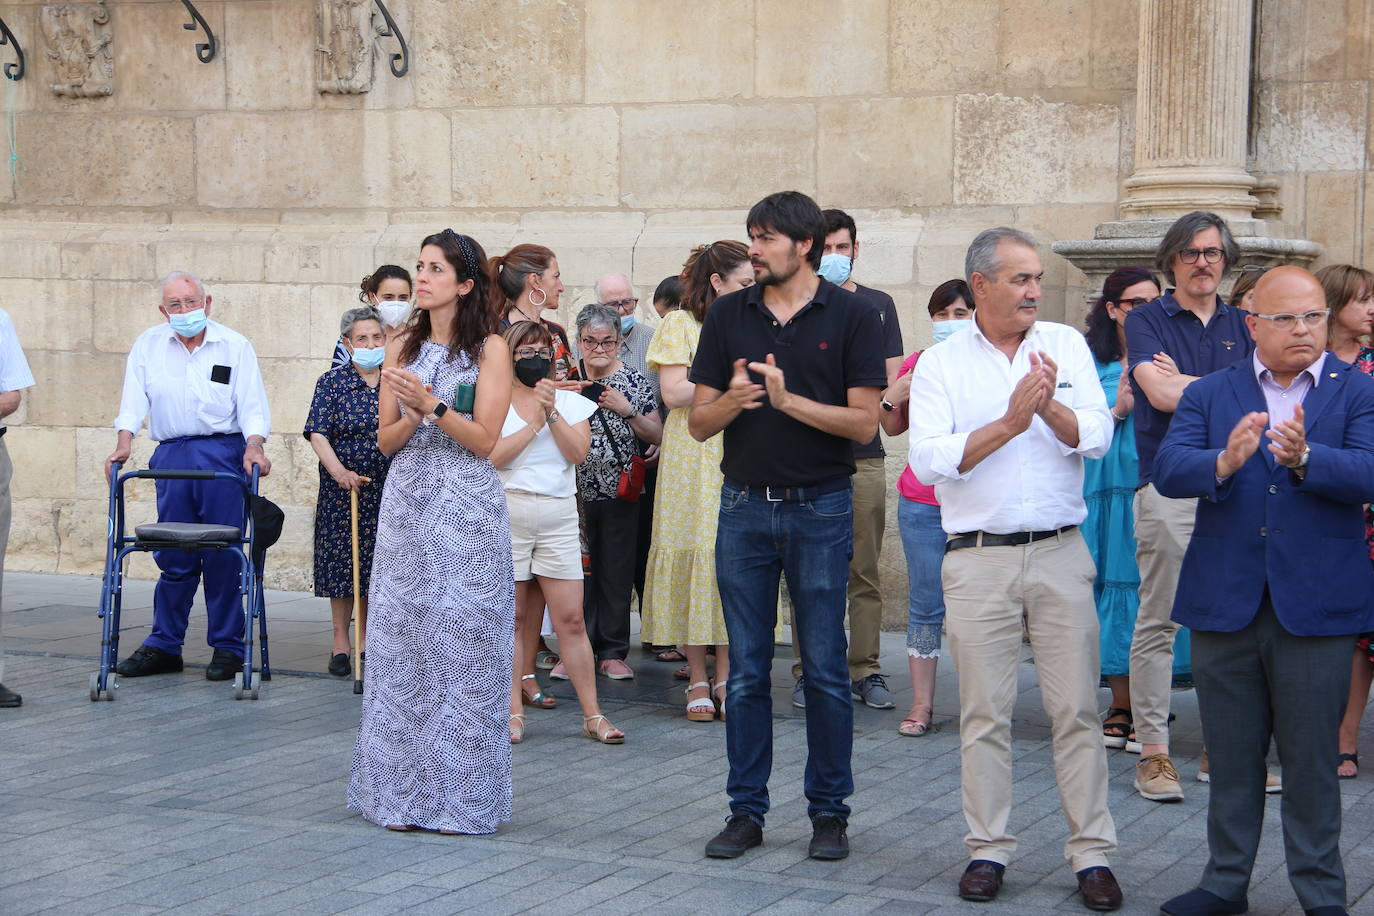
[305,365,391,598]
[576,364,658,502]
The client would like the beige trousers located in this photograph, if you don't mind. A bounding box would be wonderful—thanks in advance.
[0,440,11,683]
[791,456,885,681]
[944,528,1117,871]
[1129,483,1196,746]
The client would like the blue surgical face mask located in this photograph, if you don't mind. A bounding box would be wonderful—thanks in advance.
[351,346,385,370]
[620,314,636,333]
[817,253,852,286]
[168,308,208,338]
[932,318,973,343]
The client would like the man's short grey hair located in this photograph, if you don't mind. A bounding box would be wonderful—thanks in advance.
[575,303,622,339]
[593,274,634,304]
[1154,210,1239,285]
[159,270,206,299]
[340,306,382,338]
[964,228,1039,283]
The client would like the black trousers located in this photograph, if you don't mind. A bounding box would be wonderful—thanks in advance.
[583,497,640,661]
[1192,594,1353,911]
[633,466,657,612]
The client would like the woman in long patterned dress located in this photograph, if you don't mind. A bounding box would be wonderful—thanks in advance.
[347,229,515,835]
[641,241,753,721]
[306,306,391,677]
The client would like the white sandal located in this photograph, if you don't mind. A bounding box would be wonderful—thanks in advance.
[686,680,716,722]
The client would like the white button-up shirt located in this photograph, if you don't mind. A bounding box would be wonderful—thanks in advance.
[0,308,36,431]
[113,320,271,443]
[908,320,1111,535]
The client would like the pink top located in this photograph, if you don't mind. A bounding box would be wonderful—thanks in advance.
[896,351,939,506]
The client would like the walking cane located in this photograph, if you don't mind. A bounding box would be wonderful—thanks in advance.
[351,476,371,695]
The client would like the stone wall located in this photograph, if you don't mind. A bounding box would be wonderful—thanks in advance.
[0,0,1368,628]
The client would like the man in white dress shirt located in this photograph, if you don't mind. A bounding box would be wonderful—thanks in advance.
[0,308,36,708]
[106,272,272,681]
[908,228,1122,911]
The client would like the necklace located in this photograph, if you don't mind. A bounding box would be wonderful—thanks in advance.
[513,302,540,324]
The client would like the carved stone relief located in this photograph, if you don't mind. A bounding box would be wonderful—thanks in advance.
[317,0,379,94]
[40,1,113,98]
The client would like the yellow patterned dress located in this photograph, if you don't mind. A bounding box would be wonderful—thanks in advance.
[640,310,728,646]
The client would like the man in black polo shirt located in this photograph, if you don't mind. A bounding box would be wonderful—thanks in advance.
[689,191,886,862]
[1125,211,1254,803]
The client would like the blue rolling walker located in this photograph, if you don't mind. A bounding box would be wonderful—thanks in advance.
[92,463,271,701]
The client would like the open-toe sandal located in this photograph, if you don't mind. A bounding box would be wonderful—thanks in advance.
[1339,752,1359,779]
[712,681,728,721]
[686,681,715,722]
[656,647,687,663]
[521,674,557,709]
[583,714,625,744]
[898,706,931,737]
[509,713,526,745]
[1102,707,1132,749]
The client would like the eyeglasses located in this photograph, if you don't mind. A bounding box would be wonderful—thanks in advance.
[514,347,553,360]
[1250,309,1329,331]
[1114,297,1152,310]
[1178,247,1225,265]
[163,297,204,313]
[580,337,621,352]
[600,297,639,312]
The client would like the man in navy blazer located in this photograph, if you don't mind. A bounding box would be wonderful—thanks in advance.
[1154,267,1374,916]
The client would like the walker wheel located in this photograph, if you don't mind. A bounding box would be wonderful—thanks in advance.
[249,671,261,700]
[89,672,100,702]
[105,672,118,701]
[232,671,246,700]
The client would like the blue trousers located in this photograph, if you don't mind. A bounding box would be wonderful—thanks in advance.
[145,434,248,657]
[715,482,854,826]
[897,497,946,657]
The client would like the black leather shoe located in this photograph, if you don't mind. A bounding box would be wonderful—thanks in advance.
[327,653,351,677]
[958,860,1005,902]
[704,813,762,858]
[808,814,849,860]
[0,683,21,707]
[1160,887,1249,915]
[1076,867,1123,911]
[116,645,184,677]
[205,649,244,682]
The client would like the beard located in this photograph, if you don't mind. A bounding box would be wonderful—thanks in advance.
[754,255,801,288]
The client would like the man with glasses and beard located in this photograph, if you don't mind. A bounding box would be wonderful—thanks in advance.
[688,191,885,863]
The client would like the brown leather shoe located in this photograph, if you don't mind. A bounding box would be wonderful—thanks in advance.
[958,860,1005,902]
[1076,866,1123,911]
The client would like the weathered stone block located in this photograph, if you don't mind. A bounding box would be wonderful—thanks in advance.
[1090,0,1141,91]
[92,280,166,354]
[74,425,157,506]
[754,0,886,97]
[260,357,331,434]
[208,282,317,359]
[412,0,583,108]
[7,426,76,499]
[621,104,815,209]
[891,0,999,93]
[7,498,60,574]
[516,212,644,289]
[818,97,953,208]
[1305,172,1363,266]
[998,0,1091,89]
[225,0,316,111]
[310,284,362,360]
[23,351,126,428]
[586,0,753,103]
[155,232,271,284]
[1254,81,1369,173]
[451,107,619,209]
[61,232,157,281]
[15,114,195,207]
[114,0,226,112]
[954,93,1120,205]
[0,278,93,351]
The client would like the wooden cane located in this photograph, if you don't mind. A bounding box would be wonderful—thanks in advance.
[350,476,372,695]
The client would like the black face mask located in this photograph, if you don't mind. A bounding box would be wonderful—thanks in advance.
[514,356,551,388]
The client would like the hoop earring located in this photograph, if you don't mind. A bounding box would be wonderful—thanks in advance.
[528,287,547,309]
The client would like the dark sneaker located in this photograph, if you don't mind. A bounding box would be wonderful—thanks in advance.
[792,675,807,709]
[852,674,895,709]
[327,653,351,678]
[704,813,762,859]
[0,683,20,707]
[116,645,184,677]
[808,814,849,860]
[205,649,245,682]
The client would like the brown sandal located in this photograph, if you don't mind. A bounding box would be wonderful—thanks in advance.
[583,714,625,744]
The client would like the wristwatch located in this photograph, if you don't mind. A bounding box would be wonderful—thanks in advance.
[547,409,560,424]
[880,398,895,412]
[1297,445,1310,468]
[432,401,448,419]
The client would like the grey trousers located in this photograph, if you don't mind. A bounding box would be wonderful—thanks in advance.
[0,439,11,683]
[1192,596,1352,911]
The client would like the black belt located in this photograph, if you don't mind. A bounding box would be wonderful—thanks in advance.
[724,476,850,503]
[945,525,1076,553]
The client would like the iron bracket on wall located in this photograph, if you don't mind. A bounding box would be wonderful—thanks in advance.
[373,0,409,78]
[0,16,23,81]
[181,1,216,64]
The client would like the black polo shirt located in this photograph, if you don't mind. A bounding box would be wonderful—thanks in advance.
[850,283,903,460]
[690,277,887,486]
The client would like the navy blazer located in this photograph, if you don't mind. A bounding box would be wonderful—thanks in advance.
[1153,354,1374,636]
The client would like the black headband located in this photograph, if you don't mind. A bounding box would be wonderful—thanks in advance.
[442,227,479,279]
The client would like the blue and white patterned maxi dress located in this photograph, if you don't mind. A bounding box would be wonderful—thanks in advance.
[348,340,516,833]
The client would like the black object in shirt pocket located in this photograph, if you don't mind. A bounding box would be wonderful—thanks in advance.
[211,365,232,385]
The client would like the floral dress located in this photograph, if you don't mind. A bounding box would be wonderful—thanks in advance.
[640,310,728,646]
[304,365,390,598]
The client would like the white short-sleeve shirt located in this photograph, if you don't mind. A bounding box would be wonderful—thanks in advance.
[497,388,597,497]
[0,309,36,430]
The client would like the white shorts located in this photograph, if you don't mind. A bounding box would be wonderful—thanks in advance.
[505,490,582,581]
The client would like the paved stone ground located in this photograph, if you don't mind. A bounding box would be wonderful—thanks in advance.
[4,571,1374,915]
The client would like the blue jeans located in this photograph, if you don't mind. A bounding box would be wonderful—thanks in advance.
[715,482,854,826]
[897,497,946,657]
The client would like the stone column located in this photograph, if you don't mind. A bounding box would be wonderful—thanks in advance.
[1119,0,1258,221]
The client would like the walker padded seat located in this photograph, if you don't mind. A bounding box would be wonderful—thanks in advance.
[134,522,243,550]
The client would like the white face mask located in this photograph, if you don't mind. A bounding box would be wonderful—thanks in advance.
[375,301,411,329]
[932,318,973,343]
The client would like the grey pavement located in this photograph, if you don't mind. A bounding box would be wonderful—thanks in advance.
[4,570,1374,915]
